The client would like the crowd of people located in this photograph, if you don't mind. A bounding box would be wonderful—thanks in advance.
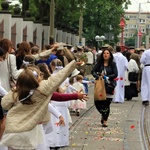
[0,38,148,150]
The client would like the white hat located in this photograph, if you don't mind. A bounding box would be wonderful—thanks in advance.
[57,45,64,50]
[71,69,80,77]
[57,42,66,46]
[102,44,110,48]
[77,46,83,49]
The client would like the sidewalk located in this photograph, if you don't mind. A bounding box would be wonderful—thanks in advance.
[63,86,144,150]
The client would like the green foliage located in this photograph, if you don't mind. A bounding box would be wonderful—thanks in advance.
[125,37,135,46]
[0,0,131,46]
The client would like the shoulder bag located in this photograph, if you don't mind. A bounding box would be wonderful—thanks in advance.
[94,76,106,100]
[103,66,116,95]
[128,72,138,82]
[105,82,115,95]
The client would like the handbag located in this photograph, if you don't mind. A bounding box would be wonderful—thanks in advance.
[94,76,106,100]
[128,72,138,82]
[105,82,115,95]
[103,66,115,95]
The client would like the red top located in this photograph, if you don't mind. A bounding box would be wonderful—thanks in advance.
[51,92,78,101]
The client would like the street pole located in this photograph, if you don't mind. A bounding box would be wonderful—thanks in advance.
[79,10,83,46]
[121,27,124,46]
[119,17,125,51]
[50,0,55,44]
[137,3,141,48]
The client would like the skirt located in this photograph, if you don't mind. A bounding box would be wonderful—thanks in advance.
[0,125,43,149]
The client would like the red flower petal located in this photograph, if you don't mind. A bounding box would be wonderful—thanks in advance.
[130,125,135,129]
[114,78,119,81]
[120,77,123,80]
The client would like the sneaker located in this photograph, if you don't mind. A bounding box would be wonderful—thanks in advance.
[142,101,149,106]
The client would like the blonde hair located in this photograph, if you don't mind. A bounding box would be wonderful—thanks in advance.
[50,58,62,67]
[76,75,83,81]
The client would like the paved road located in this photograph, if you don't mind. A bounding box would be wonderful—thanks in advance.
[60,84,145,150]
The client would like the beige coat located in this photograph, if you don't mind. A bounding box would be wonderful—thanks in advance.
[2,60,76,133]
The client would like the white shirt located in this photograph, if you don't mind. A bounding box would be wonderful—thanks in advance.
[85,51,94,64]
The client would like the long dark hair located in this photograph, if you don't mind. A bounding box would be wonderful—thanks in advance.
[97,49,114,66]
[37,63,51,80]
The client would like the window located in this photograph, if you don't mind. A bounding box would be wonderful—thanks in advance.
[141,28,145,33]
[125,25,128,29]
[140,19,146,23]
[146,25,150,29]
[128,25,137,29]
[133,25,137,29]
[130,15,137,19]
[125,15,129,19]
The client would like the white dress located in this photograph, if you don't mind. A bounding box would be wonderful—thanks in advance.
[71,82,86,109]
[0,125,43,149]
[46,69,69,147]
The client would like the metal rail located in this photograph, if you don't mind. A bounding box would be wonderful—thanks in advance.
[141,106,150,150]
[69,104,95,131]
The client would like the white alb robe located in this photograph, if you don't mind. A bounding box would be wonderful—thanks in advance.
[140,49,150,102]
[113,52,128,103]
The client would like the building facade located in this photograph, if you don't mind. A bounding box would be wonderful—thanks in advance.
[121,11,150,48]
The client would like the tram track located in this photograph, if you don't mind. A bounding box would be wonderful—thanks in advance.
[69,104,95,131]
[141,105,150,150]
[69,85,95,132]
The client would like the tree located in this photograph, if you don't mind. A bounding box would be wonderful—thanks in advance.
[125,37,135,46]
[0,0,131,45]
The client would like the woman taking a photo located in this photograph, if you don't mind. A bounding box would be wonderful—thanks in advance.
[92,49,118,127]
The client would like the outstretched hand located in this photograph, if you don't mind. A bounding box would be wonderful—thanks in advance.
[58,115,65,126]
[77,90,89,102]
[53,43,59,49]
[76,61,83,66]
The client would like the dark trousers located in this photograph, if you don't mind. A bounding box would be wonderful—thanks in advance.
[125,85,132,100]
[94,98,112,121]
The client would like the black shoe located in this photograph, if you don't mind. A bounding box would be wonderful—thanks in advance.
[142,101,149,106]
[76,112,80,116]
[102,124,108,127]
[55,147,60,150]
[101,118,104,125]
[137,89,141,93]
[126,98,132,101]
[50,147,60,150]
